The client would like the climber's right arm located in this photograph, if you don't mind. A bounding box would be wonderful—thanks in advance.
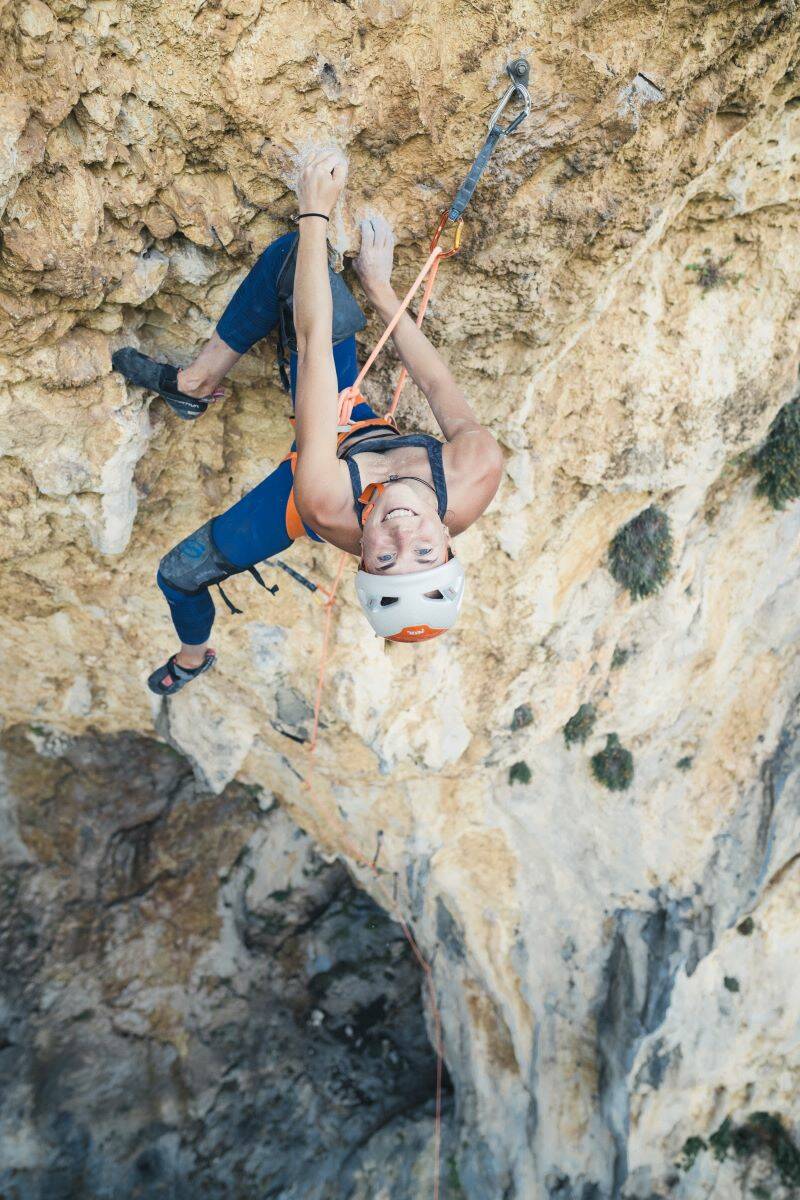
[293,152,353,528]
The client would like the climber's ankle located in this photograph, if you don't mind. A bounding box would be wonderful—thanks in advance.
[175,647,208,669]
[176,365,222,398]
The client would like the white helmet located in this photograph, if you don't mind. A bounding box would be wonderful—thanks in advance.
[355,555,466,642]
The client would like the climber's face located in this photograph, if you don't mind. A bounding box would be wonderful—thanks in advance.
[361,480,450,575]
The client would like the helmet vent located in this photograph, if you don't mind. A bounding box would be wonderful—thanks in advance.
[424,589,444,599]
[380,596,400,607]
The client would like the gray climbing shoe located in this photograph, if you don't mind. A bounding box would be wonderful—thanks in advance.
[147,649,216,696]
[112,347,210,420]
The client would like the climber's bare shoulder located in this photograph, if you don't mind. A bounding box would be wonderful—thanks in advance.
[443,427,503,534]
[294,461,363,555]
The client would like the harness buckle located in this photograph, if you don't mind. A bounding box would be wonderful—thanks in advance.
[487,58,531,137]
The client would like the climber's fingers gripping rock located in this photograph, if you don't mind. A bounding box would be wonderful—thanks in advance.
[297,149,348,218]
[353,214,396,295]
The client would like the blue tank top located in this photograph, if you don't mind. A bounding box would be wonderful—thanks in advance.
[339,429,449,523]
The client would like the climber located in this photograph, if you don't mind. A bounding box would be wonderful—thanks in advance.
[112,150,503,695]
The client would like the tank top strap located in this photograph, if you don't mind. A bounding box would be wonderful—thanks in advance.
[345,456,366,523]
[426,439,448,520]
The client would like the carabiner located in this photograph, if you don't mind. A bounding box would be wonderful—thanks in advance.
[487,58,531,138]
[429,209,464,258]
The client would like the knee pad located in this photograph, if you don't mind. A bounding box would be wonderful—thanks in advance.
[158,519,240,596]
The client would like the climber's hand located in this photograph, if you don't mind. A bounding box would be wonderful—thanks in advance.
[353,215,395,296]
[297,149,348,218]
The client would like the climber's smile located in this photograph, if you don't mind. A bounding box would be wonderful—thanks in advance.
[382,506,418,521]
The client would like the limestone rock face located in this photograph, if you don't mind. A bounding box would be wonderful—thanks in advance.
[2,1,800,1197]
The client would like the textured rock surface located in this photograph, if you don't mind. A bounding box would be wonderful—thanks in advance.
[2,1,800,1197]
[0,728,454,1198]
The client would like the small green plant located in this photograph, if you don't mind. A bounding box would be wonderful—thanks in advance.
[737,916,755,936]
[446,1155,466,1198]
[746,1113,800,1186]
[724,976,740,993]
[709,1117,734,1160]
[676,755,693,771]
[686,250,743,292]
[611,646,631,670]
[511,703,534,731]
[609,505,673,600]
[679,1136,707,1170]
[752,398,800,510]
[448,1156,465,1195]
[680,1113,800,1188]
[509,761,532,785]
[564,703,597,747]
[590,733,634,791]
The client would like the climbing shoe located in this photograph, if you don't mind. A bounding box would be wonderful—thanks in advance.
[147,649,216,696]
[112,347,213,420]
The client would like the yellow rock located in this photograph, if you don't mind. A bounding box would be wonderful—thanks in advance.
[2,4,800,1195]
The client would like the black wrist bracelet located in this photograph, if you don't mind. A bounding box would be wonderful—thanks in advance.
[296,212,330,222]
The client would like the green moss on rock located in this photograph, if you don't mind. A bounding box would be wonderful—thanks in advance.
[611,646,631,670]
[609,505,673,600]
[753,397,800,510]
[447,1155,466,1198]
[509,761,532,785]
[564,703,597,747]
[747,1113,800,1186]
[679,1136,707,1170]
[590,733,634,791]
[688,1113,800,1188]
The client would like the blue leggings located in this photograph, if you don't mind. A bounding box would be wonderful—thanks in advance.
[157,232,376,645]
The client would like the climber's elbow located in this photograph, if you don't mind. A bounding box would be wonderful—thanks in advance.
[453,428,504,497]
[479,443,504,508]
[482,436,504,488]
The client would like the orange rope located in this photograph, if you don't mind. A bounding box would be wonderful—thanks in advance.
[388,250,444,417]
[302,227,458,1197]
[337,242,447,426]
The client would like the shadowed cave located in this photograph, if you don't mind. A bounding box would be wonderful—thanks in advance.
[0,726,454,1200]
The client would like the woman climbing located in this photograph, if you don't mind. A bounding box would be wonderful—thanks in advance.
[112,151,503,695]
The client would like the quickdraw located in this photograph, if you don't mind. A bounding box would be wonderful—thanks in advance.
[335,58,531,426]
[446,57,531,222]
[280,62,532,1200]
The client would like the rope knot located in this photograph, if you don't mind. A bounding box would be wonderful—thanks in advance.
[337,385,360,427]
